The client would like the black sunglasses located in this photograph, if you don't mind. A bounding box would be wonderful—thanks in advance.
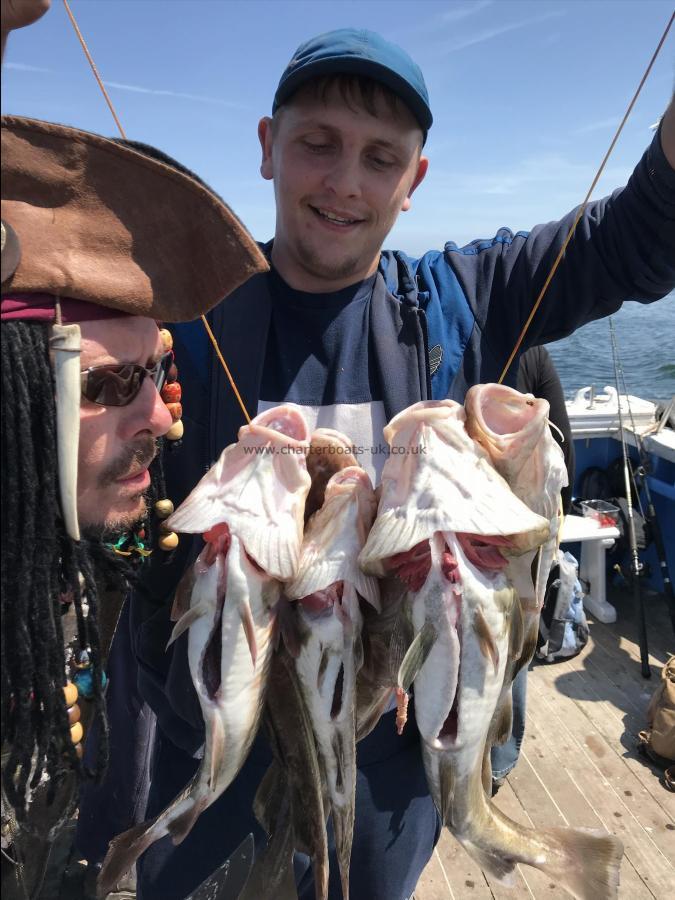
[81,351,172,407]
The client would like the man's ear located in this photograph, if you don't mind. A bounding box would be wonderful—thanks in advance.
[401,156,429,212]
[258,117,274,181]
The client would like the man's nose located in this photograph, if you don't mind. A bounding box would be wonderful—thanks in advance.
[322,153,362,198]
[126,378,173,438]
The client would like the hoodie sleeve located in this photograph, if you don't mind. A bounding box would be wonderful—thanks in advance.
[444,128,675,372]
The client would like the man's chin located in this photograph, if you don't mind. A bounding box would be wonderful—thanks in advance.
[80,494,148,542]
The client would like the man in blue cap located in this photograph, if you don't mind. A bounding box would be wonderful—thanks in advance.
[115,27,675,900]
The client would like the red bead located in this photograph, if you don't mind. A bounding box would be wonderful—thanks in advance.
[161,382,182,403]
[137,529,146,539]
[166,402,182,421]
[167,363,179,383]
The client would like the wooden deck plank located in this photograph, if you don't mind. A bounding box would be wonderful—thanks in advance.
[421,827,496,899]
[526,667,675,896]
[532,657,675,833]
[543,647,675,818]
[414,846,455,900]
[520,686,658,899]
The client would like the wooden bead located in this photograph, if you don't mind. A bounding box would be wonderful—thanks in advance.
[167,363,178,383]
[161,382,182,403]
[63,682,78,707]
[165,419,184,441]
[70,721,84,745]
[159,519,174,534]
[159,328,173,352]
[154,499,174,519]
[68,704,81,726]
[159,532,179,551]
[166,402,182,421]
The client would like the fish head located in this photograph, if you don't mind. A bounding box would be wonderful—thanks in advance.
[165,404,311,581]
[464,383,549,474]
[305,427,358,520]
[290,464,380,611]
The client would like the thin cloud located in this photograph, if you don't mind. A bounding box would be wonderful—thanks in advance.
[573,116,622,136]
[440,0,494,24]
[103,80,246,109]
[443,10,566,53]
[4,61,52,73]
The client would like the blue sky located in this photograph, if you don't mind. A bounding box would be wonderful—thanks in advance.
[2,0,673,255]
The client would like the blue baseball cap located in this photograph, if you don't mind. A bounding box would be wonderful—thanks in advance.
[273,28,433,140]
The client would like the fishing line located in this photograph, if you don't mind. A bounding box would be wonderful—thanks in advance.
[498,11,674,385]
[609,318,651,677]
[62,0,252,424]
[611,321,675,627]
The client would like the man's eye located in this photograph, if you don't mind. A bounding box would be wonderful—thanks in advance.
[369,155,395,170]
[303,141,332,153]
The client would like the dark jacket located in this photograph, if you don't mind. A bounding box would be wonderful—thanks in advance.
[132,127,675,754]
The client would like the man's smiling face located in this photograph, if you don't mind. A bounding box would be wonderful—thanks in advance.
[259,80,428,292]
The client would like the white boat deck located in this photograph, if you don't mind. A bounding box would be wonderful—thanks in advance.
[415,587,675,899]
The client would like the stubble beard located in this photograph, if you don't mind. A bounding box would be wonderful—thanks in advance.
[294,236,371,286]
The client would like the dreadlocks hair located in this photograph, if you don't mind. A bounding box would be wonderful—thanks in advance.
[0,320,159,820]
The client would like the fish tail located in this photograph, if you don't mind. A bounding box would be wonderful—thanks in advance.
[467,812,624,900]
[97,820,159,899]
[535,826,623,900]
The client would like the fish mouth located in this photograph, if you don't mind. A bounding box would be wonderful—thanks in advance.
[432,643,461,751]
[202,593,225,700]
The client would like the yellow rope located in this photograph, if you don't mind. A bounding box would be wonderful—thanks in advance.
[61,0,252,424]
[497,10,674,385]
[62,0,127,139]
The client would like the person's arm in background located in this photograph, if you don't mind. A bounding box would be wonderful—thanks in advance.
[660,93,675,169]
[516,345,575,514]
[1,0,51,61]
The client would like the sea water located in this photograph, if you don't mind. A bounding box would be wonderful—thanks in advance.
[547,293,675,402]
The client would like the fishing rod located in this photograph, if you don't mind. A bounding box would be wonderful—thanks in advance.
[609,319,650,678]
[613,341,675,634]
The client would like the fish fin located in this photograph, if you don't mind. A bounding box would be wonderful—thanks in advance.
[461,840,518,886]
[253,762,285,834]
[278,594,302,658]
[239,600,258,669]
[97,819,159,898]
[535,827,624,900]
[481,747,493,795]
[508,592,525,664]
[492,693,513,746]
[397,619,437,692]
[353,630,364,675]
[388,613,411,680]
[209,712,226,791]
[167,795,209,846]
[170,567,196,622]
[473,607,499,672]
[166,602,209,648]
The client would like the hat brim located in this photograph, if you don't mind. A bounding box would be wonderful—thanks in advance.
[1,117,268,322]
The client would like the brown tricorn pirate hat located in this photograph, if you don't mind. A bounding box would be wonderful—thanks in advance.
[1,115,268,321]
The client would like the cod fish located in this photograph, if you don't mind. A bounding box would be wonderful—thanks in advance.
[465,383,568,674]
[286,432,379,899]
[360,399,623,900]
[98,405,311,898]
[241,643,328,900]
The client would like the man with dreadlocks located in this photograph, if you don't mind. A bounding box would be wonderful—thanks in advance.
[0,5,268,896]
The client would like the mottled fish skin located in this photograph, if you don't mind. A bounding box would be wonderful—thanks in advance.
[360,398,622,899]
[97,406,311,899]
[243,644,328,900]
[464,384,568,681]
[287,461,378,900]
